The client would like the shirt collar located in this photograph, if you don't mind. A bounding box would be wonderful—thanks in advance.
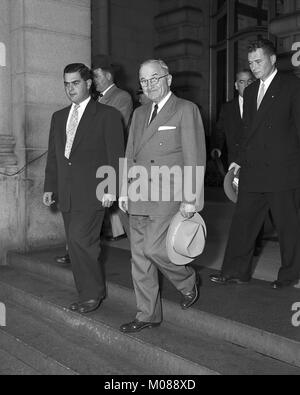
[153,91,172,112]
[72,96,91,110]
[260,68,278,91]
[101,83,115,96]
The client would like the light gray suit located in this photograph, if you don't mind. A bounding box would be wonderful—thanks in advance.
[123,93,206,322]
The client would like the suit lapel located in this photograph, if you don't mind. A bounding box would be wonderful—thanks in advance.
[250,73,281,133]
[69,99,96,157]
[99,85,117,105]
[60,106,71,148]
[135,94,177,155]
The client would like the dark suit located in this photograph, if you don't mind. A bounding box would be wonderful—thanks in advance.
[99,85,133,239]
[44,99,124,300]
[221,72,300,283]
[213,98,243,164]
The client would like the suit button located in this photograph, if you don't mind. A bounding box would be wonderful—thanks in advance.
[159,143,163,146]
[68,162,72,166]
[133,159,137,163]
[151,160,155,164]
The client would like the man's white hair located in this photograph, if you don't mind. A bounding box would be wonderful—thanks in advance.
[139,59,169,74]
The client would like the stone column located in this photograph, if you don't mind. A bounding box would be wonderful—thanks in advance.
[0,0,17,166]
[269,3,300,77]
[154,0,210,122]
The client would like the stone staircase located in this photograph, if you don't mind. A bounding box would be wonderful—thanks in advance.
[0,249,299,375]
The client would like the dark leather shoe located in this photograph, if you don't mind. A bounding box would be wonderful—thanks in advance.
[55,254,70,264]
[120,320,161,333]
[210,274,249,285]
[69,302,80,311]
[78,299,102,314]
[271,280,295,290]
[181,276,200,310]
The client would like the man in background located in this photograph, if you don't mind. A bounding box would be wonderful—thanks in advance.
[92,54,133,242]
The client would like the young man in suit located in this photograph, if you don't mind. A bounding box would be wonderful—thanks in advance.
[210,39,300,289]
[119,59,206,333]
[43,63,124,314]
[92,54,133,242]
[211,70,265,256]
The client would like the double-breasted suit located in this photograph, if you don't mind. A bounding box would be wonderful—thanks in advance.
[44,99,124,301]
[123,93,206,322]
[221,72,300,283]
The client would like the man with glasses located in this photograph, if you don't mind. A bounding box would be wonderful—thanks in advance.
[119,59,206,333]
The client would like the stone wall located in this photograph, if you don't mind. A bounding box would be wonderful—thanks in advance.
[0,0,92,260]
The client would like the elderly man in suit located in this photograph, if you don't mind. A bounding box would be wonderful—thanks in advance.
[119,59,206,333]
[210,39,300,289]
[43,63,124,314]
[92,54,133,242]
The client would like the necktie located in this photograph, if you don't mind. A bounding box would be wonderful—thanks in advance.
[149,104,158,124]
[65,104,80,159]
[257,82,265,110]
[98,93,104,101]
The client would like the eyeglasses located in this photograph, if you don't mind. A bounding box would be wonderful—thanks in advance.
[140,74,169,88]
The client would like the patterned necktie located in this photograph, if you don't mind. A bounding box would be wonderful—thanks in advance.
[257,82,265,110]
[65,104,80,159]
[149,104,158,124]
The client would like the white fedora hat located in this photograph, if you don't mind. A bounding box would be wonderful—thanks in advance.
[166,212,207,266]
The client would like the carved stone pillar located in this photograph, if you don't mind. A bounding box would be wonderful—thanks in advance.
[154,0,210,121]
[0,0,17,166]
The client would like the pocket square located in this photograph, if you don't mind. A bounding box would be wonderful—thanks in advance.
[158,126,177,131]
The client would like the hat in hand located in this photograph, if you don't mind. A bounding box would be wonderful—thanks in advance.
[223,168,240,203]
[166,212,207,266]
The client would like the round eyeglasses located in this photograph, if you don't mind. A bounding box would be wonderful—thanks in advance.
[140,74,169,88]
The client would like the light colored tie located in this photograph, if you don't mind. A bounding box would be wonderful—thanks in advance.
[257,82,265,110]
[65,104,80,159]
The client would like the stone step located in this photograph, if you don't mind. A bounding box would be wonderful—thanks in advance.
[0,323,76,375]
[8,251,300,369]
[1,259,300,375]
[0,266,217,375]
[0,301,143,375]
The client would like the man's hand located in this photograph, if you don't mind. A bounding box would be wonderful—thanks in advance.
[119,196,128,213]
[180,203,196,219]
[211,148,221,159]
[229,162,241,175]
[43,192,55,207]
[102,194,116,208]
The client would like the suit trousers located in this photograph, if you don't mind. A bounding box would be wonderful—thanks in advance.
[130,214,196,323]
[62,210,106,301]
[222,188,300,282]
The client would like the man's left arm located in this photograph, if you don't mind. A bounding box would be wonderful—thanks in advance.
[180,102,206,216]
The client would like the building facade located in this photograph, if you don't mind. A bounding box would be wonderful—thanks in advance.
[0,0,299,260]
